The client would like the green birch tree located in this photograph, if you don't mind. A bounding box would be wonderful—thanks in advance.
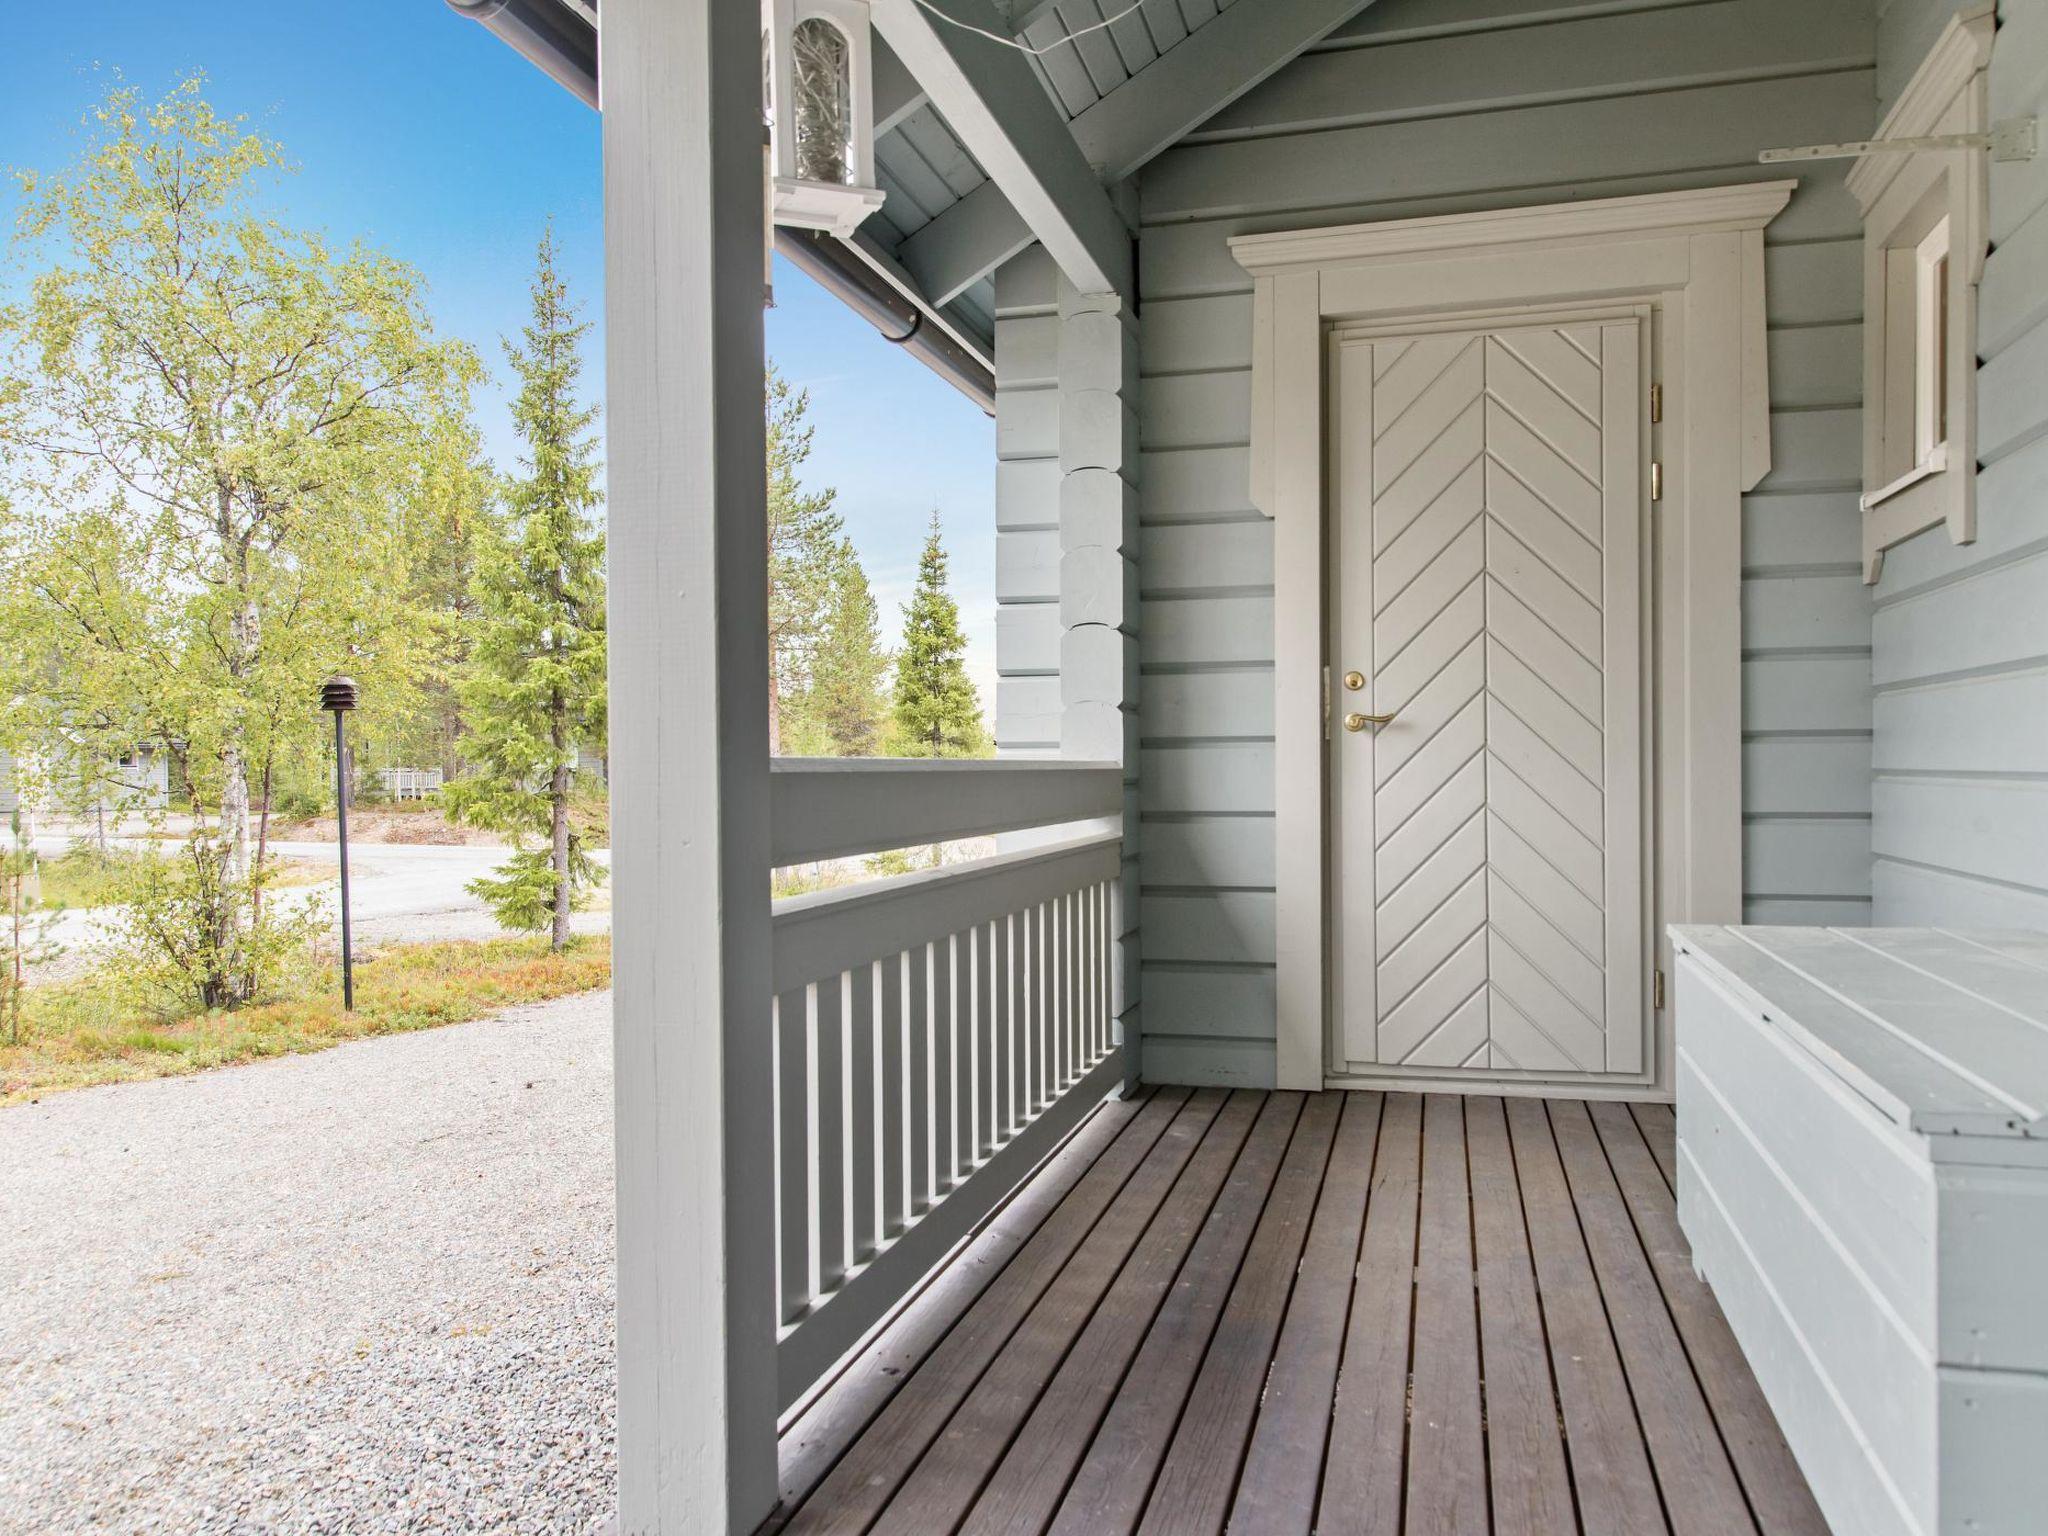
[891,512,988,758]
[444,226,606,949]
[0,77,480,1005]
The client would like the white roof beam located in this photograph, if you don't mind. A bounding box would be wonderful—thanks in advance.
[871,0,1133,298]
[899,180,1034,306]
[872,36,928,136]
[891,0,1375,305]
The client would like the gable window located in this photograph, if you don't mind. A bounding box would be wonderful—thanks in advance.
[1873,206,1952,499]
[1850,7,1992,582]
[1911,215,1949,470]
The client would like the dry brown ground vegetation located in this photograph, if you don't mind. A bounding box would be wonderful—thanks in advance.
[2,934,612,1105]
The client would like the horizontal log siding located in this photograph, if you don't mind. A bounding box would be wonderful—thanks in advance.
[996,250,1064,756]
[1128,0,1878,1085]
[1870,0,2048,925]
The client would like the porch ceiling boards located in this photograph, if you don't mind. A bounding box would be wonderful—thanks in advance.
[766,1088,1827,1536]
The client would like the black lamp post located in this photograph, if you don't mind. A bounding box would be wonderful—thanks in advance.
[321,676,360,1010]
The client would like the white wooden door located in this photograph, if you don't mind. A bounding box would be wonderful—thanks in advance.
[1331,319,1647,1077]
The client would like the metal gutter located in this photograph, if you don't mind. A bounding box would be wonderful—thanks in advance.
[775,230,995,414]
[444,0,597,109]
[443,0,997,412]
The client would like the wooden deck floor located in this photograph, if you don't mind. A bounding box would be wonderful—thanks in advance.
[767,1088,1828,1536]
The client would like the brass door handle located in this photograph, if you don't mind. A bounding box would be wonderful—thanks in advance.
[1343,710,1397,732]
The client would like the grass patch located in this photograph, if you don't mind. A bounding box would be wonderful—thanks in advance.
[1,933,612,1105]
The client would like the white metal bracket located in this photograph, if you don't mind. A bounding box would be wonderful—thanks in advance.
[1760,116,2037,165]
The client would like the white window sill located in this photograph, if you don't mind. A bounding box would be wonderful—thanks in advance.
[1861,445,1949,512]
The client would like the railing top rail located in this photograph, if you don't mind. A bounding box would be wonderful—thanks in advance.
[768,757,1123,866]
[769,830,1120,993]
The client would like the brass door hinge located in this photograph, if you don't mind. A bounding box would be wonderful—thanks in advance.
[1650,382,1663,423]
[1654,968,1667,1011]
[1651,461,1663,502]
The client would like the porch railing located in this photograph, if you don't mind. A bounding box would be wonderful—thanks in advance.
[767,758,1126,1410]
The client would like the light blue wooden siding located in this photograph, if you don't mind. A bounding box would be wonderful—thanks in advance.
[1871,0,2048,926]
[1129,0,1879,1086]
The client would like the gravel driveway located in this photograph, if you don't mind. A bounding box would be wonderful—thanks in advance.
[0,991,617,1535]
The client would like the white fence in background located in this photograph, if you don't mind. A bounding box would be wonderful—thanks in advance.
[766,758,1125,1410]
[374,766,443,800]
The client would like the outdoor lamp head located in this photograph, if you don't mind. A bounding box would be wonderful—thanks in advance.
[320,676,360,713]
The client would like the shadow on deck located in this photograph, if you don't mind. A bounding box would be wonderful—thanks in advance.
[764,1087,1826,1536]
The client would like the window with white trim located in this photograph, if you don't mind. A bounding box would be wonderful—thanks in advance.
[1912,217,1950,470]
[1848,4,1992,582]
[1870,204,1954,503]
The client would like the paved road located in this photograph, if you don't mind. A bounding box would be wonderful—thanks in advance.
[31,841,611,977]
[0,990,618,1534]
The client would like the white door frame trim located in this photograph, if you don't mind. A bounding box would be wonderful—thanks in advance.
[1230,182,1795,1092]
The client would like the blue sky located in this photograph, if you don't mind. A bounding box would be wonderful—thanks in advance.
[2,0,1000,711]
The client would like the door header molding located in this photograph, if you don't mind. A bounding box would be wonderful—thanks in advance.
[1231,183,1793,1091]
[1228,180,1796,277]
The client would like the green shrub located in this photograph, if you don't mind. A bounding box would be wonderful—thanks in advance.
[103,836,327,1013]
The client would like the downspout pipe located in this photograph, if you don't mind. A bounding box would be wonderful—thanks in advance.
[443,0,997,412]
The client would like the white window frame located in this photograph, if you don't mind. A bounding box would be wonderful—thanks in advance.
[1912,216,1951,472]
[1850,5,1993,582]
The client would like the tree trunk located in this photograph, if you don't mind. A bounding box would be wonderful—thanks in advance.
[215,592,260,1004]
[252,755,273,925]
[550,688,572,953]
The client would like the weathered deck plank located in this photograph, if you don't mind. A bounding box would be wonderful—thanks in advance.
[1588,1101,1829,1536]
[1133,1091,1343,1536]
[1403,1095,1486,1536]
[1317,1090,1423,1536]
[1466,1095,1575,1536]
[1503,1095,1667,1536]
[772,1089,1825,1536]
[1631,1100,1679,1190]
[780,1087,1192,1536]
[1046,1093,1306,1536]
[1548,1098,1756,1536]
[959,1091,1266,1536]
[871,1090,1228,1534]
[1226,1092,1381,1536]
[775,1090,1147,1513]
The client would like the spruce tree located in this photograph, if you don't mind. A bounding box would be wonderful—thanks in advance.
[444,226,606,948]
[803,542,891,755]
[891,513,988,758]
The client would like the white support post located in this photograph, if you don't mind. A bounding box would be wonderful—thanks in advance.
[1055,275,1141,1087]
[601,0,778,1530]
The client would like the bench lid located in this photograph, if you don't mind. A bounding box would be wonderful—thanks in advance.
[1670,926,2048,1140]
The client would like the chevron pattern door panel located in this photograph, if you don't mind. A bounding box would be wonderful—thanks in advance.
[1333,321,1646,1079]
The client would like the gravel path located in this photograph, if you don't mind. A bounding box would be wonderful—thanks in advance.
[0,991,617,1535]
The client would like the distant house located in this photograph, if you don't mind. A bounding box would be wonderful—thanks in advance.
[110,743,172,811]
[0,746,22,825]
